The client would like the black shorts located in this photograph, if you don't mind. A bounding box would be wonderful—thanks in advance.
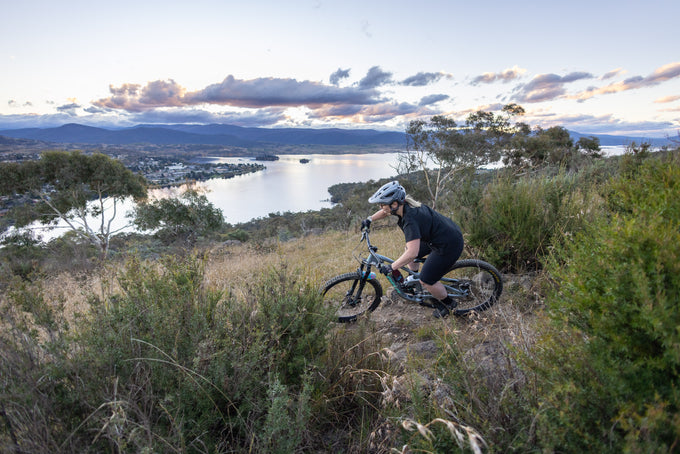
[417,241,463,285]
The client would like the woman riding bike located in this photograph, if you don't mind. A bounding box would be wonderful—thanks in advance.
[362,181,464,318]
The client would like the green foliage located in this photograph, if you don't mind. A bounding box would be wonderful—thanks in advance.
[576,135,603,157]
[0,150,147,258]
[0,231,46,281]
[132,188,224,244]
[0,255,334,452]
[533,151,680,451]
[463,170,598,272]
[401,106,526,208]
[504,126,602,171]
[224,228,250,242]
[236,206,351,243]
[0,150,146,226]
[315,320,393,449]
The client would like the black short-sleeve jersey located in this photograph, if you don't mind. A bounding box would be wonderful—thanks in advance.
[397,203,463,255]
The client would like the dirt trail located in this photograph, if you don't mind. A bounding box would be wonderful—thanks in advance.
[354,274,537,369]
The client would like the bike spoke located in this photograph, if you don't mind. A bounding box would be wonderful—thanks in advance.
[441,259,503,315]
[322,272,383,322]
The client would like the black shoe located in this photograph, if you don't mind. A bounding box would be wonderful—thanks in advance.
[432,301,450,319]
[432,297,457,319]
[442,296,457,310]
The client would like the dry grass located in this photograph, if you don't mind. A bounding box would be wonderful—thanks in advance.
[204,227,406,293]
[1,225,547,453]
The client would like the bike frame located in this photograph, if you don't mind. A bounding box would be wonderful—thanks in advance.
[356,228,470,304]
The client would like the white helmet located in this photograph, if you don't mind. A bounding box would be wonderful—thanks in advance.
[368,181,406,205]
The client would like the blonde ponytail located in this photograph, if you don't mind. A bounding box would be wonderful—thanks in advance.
[404,195,421,208]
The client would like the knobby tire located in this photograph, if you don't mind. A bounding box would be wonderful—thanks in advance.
[443,259,503,316]
[322,272,383,323]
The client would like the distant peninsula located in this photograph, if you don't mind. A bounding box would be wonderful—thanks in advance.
[255,154,279,161]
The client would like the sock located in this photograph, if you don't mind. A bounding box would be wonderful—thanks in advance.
[441,296,455,308]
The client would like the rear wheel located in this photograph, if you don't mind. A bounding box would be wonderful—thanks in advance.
[322,272,383,322]
[439,259,503,315]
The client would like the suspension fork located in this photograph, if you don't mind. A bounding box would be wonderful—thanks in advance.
[346,263,371,301]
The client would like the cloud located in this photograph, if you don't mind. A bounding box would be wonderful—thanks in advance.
[526,111,676,136]
[401,71,450,87]
[572,61,680,101]
[83,106,108,114]
[94,75,384,112]
[130,107,286,127]
[355,102,423,122]
[601,67,625,80]
[358,66,393,89]
[654,95,680,103]
[471,66,526,85]
[56,103,81,113]
[361,20,372,38]
[512,71,594,103]
[7,100,34,108]
[330,68,351,85]
[308,100,431,124]
[448,103,506,120]
[93,80,186,112]
[418,94,449,106]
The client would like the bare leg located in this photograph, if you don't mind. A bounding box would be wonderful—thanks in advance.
[421,281,447,300]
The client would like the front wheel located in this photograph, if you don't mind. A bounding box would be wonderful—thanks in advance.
[321,272,383,322]
[439,259,503,316]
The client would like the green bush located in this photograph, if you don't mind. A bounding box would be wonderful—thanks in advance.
[0,254,334,453]
[224,228,250,242]
[0,231,46,281]
[533,151,680,452]
[463,170,598,272]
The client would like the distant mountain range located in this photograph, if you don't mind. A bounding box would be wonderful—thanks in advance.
[568,131,672,147]
[0,123,673,148]
[0,123,407,147]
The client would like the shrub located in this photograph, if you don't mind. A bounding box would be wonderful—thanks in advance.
[132,188,225,244]
[463,171,598,272]
[224,228,249,242]
[0,254,333,453]
[314,320,394,450]
[0,231,46,281]
[533,151,680,452]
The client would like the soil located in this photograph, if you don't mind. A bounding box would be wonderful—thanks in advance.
[353,273,539,369]
[351,288,454,367]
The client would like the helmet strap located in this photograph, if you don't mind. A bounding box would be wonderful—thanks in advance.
[390,201,402,216]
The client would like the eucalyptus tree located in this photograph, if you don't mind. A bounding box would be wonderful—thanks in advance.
[0,150,147,258]
[504,126,602,170]
[399,104,528,208]
[131,187,224,245]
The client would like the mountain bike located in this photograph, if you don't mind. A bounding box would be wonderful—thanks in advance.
[322,226,503,322]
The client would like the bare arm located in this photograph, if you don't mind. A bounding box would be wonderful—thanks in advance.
[368,209,389,222]
[391,239,420,271]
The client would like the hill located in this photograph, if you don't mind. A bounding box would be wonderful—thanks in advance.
[1,122,675,150]
[0,123,408,147]
[568,130,673,147]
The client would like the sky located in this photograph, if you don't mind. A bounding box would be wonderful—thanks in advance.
[2,0,679,138]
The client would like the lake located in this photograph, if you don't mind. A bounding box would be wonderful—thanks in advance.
[22,153,402,240]
[156,153,402,224]
[20,146,628,239]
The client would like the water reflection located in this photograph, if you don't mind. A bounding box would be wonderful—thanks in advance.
[193,153,400,223]
[23,153,401,240]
